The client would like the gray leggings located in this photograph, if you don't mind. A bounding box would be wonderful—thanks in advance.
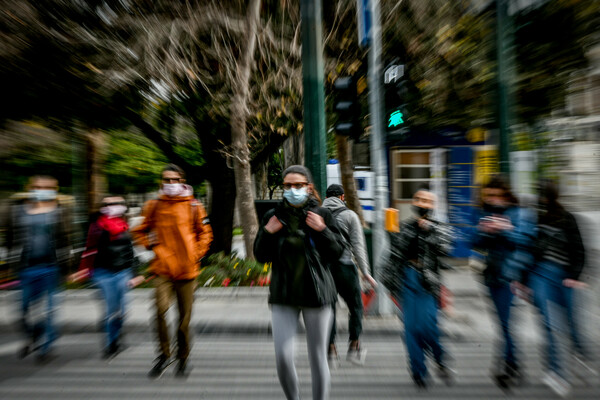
[271,304,334,400]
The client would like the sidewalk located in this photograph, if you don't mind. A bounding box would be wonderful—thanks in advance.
[1,266,599,345]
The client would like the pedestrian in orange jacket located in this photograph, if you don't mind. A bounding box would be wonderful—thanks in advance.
[132,164,213,379]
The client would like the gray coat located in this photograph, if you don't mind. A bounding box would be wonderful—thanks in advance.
[322,197,370,275]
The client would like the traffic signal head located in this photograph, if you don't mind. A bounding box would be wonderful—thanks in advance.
[333,76,361,139]
[384,64,409,134]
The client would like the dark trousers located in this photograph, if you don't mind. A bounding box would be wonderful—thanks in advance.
[529,262,585,378]
[403,267,443,380]
[487,282,517,368]
[329,263,363,345]
[20,264,59,355]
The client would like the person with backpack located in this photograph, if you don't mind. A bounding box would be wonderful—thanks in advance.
[132,164,213,379]
[388,186,454,388]
[76,195,137,359]
[322,184,376,368]
[254,165,343,400]
[5,175,71,362]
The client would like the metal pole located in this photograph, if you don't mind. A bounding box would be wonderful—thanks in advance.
[496,0,513,176]
[367,0,392,315]
[300,0,327,196]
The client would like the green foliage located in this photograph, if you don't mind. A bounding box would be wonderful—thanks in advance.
[198,252,271,287]
[105,130,167,194]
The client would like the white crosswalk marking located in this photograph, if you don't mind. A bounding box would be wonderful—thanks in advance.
[0,334,598,399]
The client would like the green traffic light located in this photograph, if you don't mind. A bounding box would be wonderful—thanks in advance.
[388,110,404,128]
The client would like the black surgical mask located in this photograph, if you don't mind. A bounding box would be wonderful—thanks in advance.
[412,205,431,218]
[483,202,506,214]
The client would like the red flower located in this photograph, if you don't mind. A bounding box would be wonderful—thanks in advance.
[222,278,231,287]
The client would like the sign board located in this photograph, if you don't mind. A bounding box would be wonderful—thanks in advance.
[448,147,475,258]
[356,0,372,47]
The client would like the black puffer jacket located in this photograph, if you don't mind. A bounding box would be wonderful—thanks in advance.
[385,217,453,302]
[94,229,136,272]
[254,198,343,307]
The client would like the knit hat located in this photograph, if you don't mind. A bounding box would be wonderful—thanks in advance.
[282,165,313,183]
[326,184,344,198]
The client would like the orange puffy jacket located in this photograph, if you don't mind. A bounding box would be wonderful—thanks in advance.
[132,194,213,280]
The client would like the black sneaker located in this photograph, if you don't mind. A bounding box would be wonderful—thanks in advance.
[103,341,121,360]
[148,355,171,379]
[506,362,523,386]
[436,362,455,386]
[414,376,428,390]
[18,345,31,359]
[175,359,192,378]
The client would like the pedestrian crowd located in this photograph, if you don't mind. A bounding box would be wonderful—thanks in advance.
[2,164,596,399]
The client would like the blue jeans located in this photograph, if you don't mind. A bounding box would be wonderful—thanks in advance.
[92,268,132,348]
[20,264,59,355]
[529,262,584,378]
[402,267,444,380]
[487,282,517,368]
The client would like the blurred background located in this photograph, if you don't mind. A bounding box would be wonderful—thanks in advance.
[0,1,599,398]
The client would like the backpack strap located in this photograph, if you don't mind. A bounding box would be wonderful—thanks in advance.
[330,206,352,250]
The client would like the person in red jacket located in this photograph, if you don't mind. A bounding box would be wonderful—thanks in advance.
[78,196,136,358]
[132,164,213,378]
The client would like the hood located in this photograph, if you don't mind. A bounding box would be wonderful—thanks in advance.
[322,196,346,212]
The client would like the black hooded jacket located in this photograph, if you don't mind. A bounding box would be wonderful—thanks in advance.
[254,197,343,307]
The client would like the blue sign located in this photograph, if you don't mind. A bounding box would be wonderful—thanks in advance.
[448,148,475,258]
[357,0,372,47]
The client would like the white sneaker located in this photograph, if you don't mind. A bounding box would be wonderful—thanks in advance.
[542,371,571,398]
[574,354,598,376]
[347,347,367,366]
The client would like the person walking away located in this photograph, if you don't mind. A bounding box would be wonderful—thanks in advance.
[254,165,343,400]
[388,187,453,388]
[526,179,594,397]
[5,175,70,362]
[322,184,377,368]
[472,174,533,389]
[132,164,213,378]
[77,196,137,358]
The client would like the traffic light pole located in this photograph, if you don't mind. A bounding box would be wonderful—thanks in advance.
[367,0,393,315]
[300,0,327,196]
[496,0,513,176]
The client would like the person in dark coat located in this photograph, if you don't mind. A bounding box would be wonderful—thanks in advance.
[388,187,454,388]
[5,175,71,361]
[254,165,343,400]
[526,179,592,397]
[472,174,535,389]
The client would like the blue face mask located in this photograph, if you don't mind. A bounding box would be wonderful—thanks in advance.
[283,187,309,206]
[30,189,57,202]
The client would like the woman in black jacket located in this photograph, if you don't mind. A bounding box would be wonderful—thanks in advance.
[528,180,589,396]
[254,165,342,400]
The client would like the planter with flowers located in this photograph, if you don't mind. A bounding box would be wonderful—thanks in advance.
[198,252,271,287]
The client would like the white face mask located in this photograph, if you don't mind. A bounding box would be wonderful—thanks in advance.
[30,189,57,202]
[283,187,309,206]
[163,183,184,197]
[100,205,127,218]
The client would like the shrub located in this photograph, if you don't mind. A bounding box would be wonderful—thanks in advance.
[198,252,271,287]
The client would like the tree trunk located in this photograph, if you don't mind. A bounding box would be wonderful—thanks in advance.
[206,164,236,255]
[335,134,365,226]
[283,132,304,168]
[254,159,269,200]
[85,129,108,212]
[230,0,262,260]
